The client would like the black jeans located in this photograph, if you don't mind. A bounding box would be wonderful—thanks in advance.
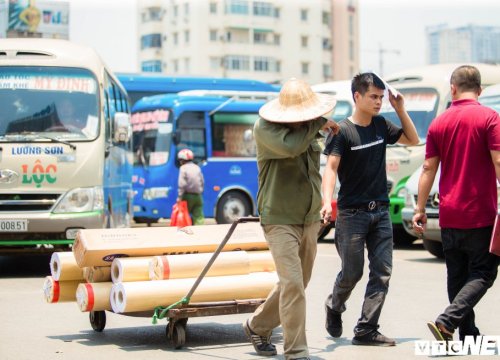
[325,206,393,336]
[437,227,499,340]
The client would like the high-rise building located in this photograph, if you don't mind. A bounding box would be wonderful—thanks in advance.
[426,24,500,65]
[137,0,359,83]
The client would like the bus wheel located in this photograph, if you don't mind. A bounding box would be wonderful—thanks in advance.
[216,191,251,224]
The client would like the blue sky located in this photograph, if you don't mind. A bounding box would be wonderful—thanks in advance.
[65,0,500,78]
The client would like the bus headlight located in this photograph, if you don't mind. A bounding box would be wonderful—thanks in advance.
[405,190,414,208]
[53,187,104,213]
[143,187,170,200]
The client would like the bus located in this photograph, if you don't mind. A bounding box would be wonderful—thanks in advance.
[116,73,280,107]
[379,63,500,242]
[131,92,275,224]
[0,38,133,252]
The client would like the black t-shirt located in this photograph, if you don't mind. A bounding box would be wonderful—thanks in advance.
[324,115,403,209]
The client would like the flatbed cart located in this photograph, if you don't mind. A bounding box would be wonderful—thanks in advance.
[88,216,268,349]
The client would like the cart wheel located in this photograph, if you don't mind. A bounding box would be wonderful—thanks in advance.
[166,321,186,349]
[89,311,106,332]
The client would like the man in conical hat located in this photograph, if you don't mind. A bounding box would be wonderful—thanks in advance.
[243,78,339,360]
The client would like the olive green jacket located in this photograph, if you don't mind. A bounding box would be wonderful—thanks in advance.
[254,117,326,225]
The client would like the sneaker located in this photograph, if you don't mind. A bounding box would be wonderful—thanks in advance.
[243,320,277,356]
[352,330,396,346]
[325,305,342,338]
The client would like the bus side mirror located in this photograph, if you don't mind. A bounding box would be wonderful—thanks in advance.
[114,112,131,143]
[173,130,181,145]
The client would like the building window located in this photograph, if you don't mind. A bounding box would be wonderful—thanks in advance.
[210,29,218,41]
[141,60,162,72]
[322,38,332,50]
[254,32,267,44]
[349,40,354,61]
[173,59,179,73]
[322,11,331,27]
[254,57,269,71]
[173,5,178,17]
[184,3,190,16]
[274,8,280,18]
[349,15,354,36]
[301,62,309,75]
[184,30,190,44]
[301,36,308,48]
[254,57,280,72]
[225,0,249,15]
[253,2,273,17]
[210,2,217,13]
[173,32,178,45]
[273,34,280,45]
[323,64,332,78]
[141,33,162,49]
[184,58,190,73]
[300,9,308,21]
[142,7,163,23]
[224,55,250,70]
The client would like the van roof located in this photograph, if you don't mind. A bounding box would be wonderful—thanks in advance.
[385,63,500,87]
[480,83,500,98]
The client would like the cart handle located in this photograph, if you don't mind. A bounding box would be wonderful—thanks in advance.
[152,216,260,324]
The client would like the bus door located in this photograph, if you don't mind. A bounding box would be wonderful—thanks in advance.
[205,112,259,223]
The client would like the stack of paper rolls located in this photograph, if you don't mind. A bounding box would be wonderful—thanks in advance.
[42,276,80,303]
[76,282,113,312]
[82,266,112,283]
[110,272,278,313]
[149,251,274,280]
[111,257,153,283]
[50,252,84,281]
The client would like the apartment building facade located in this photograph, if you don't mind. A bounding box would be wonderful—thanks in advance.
[138,0,359,84]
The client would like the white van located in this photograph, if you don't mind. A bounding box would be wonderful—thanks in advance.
[401,82,500,258]
[379,63,500,243]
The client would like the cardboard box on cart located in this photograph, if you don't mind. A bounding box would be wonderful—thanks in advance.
[73,222,269,267]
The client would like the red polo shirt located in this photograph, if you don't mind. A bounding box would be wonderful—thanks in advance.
[426,98,500,229]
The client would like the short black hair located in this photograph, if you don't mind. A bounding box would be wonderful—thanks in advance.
[351,72,386,100]
[450,65,481,93]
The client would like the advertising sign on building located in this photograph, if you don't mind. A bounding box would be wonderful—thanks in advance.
[0,0,7,38]
[7,0,69,39]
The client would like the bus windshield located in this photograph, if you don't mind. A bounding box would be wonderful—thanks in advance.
[379,88,439,140]
[132,108,173,166]
[0,67,99,140]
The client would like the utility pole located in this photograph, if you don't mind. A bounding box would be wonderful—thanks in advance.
[378,43,400,76]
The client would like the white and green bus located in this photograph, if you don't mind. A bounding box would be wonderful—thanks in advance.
[0,38,133,252]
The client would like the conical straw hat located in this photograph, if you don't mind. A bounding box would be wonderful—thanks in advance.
[259,78,337,123]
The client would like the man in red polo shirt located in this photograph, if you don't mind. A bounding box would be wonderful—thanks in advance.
[413,65,500,343]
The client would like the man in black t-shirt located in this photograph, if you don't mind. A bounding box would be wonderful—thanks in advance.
[321,73,419,346]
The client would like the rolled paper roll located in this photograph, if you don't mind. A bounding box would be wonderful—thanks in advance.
[111,271,278,313]
[76,282,113,312]
[50,252,84,281]
[83,266,112,283]
[111,257,153,283]
[42,276,80,303]
[248,251,275,272]
[149,251,250,280]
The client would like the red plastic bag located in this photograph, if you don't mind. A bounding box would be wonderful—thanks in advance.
[170,201,192,227]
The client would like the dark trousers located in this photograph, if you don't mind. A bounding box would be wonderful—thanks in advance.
[326,207,393,336]
[437,227,499,340]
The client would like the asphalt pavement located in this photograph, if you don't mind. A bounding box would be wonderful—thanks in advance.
[0,224,498,360]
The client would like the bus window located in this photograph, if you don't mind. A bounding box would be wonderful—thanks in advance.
[176,111,206,161]
[211,112,258,157]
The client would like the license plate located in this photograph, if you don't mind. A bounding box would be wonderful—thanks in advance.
[426,218,440,230]
[0,219,28,232]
